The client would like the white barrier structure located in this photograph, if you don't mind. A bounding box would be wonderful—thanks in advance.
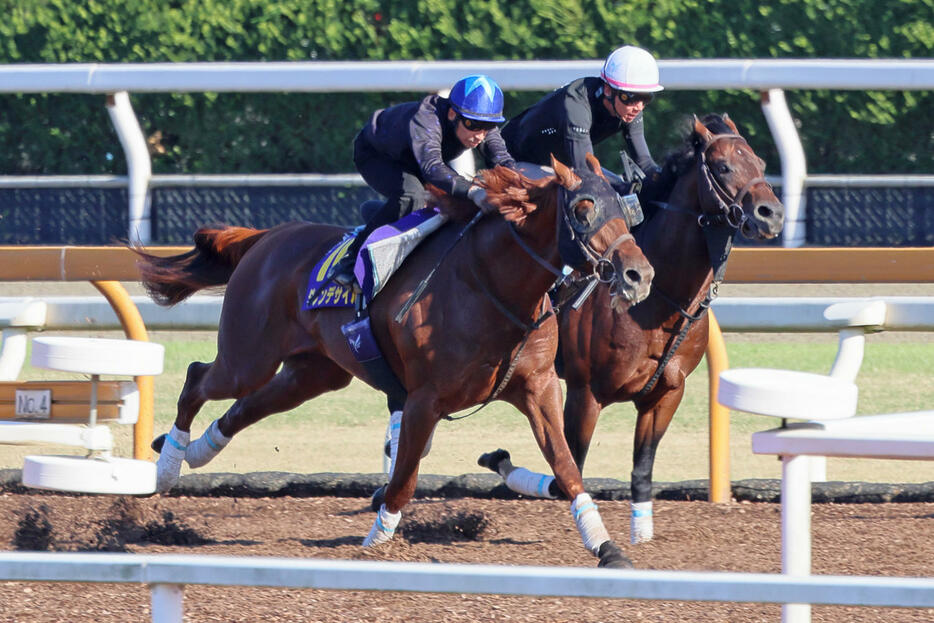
[2,294,932,333]
[718,299,934,623]
[748,412,934,623]
[0,552,932,623]
[1,59,932,245]
[0,300,47,381]
[0,336,164,495]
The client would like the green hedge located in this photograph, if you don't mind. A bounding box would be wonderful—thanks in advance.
[0,0,930,175]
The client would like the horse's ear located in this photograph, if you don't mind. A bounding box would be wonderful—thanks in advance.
[692,115,714,146]
[584,153,604,178]
[722,113,740,135]
[550,154,581,189]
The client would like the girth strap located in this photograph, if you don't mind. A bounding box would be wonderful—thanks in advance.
[632,285,716,400]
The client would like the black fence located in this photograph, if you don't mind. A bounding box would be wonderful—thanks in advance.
[0,184,931,246]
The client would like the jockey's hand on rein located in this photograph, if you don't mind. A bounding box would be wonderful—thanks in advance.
[468,185,497,215]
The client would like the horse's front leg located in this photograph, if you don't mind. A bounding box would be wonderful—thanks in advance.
[563,383,604,472]
[631,384,683,544]
[364,389,439,547]
[517,373,632,569]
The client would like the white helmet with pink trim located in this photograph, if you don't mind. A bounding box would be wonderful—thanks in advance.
[601,45,664,93]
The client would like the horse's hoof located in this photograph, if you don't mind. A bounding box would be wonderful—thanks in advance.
[597,540,633,569]
[477,448,510,473]
[370,485,386,512]
[151,433,166,454]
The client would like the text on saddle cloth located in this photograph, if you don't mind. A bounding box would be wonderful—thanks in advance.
[302,207,447,311]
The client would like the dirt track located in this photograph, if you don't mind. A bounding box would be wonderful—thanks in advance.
[1,492,932,622]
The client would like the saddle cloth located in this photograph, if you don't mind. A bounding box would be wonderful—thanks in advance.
[303,207,447,311]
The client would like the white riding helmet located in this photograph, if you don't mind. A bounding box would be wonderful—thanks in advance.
[600,45,664,93]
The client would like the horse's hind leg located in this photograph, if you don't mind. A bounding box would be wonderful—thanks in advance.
[152,360,219,491]
[185,354,352,468]
[478,384,603,500]
[154,349,283,491]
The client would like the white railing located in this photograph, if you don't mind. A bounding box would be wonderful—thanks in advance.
[2,295,930,333]
[1,59,932,245]
[1,552,932,623]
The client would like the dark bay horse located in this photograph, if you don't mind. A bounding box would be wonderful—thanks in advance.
[480,114,784,543]
[136,155,653,567]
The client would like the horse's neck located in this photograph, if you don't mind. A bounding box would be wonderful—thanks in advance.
[471,208,561,313]
[642,176,715,307]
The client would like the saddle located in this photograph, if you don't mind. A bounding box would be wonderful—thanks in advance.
[303,206,447,312]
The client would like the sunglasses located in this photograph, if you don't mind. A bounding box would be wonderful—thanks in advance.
[458,116,499,132]
[616,90,654,105]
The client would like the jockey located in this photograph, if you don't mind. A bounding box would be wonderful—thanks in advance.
[501,45,668,202]
[328,74,517,286]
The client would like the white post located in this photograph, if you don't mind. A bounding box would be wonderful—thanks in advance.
[151,583,184,623]
[781,453,812,623]
[106,91,153,245]
[0,328,28,381]
[761,89,807,248]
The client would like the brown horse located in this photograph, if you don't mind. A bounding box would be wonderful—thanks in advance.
[136,155,653,567]
[480,114,784,543]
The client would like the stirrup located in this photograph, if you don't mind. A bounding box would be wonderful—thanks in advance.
[328,255,356,286]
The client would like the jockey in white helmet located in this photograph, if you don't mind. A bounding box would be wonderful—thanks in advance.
[502,45,667,206]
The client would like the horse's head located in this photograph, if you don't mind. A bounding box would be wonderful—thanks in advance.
[687,114,784,240]
[550,154,653,306]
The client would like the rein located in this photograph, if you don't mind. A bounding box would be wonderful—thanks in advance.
[445,256,554,422]
[394,211,483,324]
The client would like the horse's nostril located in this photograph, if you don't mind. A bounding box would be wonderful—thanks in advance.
[756,204,773,219]
[625,269,642,284]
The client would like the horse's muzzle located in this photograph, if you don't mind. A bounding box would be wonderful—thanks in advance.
[743,200,785,240]
[609,254,654,305]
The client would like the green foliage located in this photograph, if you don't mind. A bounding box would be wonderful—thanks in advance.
[0,0,930,175]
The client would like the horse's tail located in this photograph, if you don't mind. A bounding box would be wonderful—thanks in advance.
[135,226,269,306]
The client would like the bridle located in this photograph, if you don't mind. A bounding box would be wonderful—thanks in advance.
[633,130,769,401]
[555,172,638,286]
[695,133,770,230]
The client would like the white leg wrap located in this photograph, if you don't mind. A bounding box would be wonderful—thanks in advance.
[156,426,189,492]
[363,503,402,547]
[387,410,402,476]
[630,500,654,544]
[185,419,231,468]
[505,467,557,499]
[571,493,611,555]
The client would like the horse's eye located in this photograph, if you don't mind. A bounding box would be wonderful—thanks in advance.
[717,163,732,176]
[572,200,596,230]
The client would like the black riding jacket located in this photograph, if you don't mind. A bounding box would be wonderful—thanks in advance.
[501,77,657,174]
[358,94,516,198]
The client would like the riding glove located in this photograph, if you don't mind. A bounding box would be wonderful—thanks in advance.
[468,185,497,215]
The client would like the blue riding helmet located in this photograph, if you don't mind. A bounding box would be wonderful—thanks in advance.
[448,75,506,122]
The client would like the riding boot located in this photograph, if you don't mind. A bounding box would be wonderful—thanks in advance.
[329,218,380,286]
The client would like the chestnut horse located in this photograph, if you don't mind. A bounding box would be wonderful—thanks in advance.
[480,114,784,543]
[136,155,653,567]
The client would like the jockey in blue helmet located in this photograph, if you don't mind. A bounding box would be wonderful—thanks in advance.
[328,75,516,286]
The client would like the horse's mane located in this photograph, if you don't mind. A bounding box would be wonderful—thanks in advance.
[428,165,553,224]
[655,113,737,194]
